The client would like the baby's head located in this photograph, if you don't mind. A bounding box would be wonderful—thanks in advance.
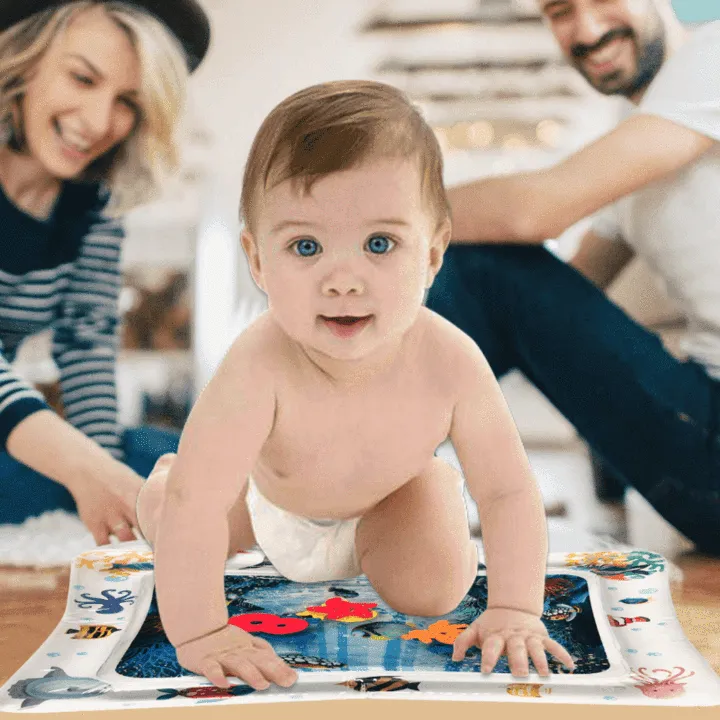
[240,80,451,362]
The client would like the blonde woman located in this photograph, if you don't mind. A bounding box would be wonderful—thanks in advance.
[0,0,210,545]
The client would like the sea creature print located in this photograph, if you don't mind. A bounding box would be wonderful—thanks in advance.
[607,615,650,628]
[157,684,256,700]
[506,683,552,698]
[66,625,120,640]
[279,653,346,670]
[401,620,468,645]
[228,612,309,635]
[8,668,111,709]
[74,589,136,615]
[543,603,580,622]
[338,676,421,692]
[564,551,664,580]
[630,667,696,699]
[351,620,418,641]
[328,586,359,598]
[300,597,378,621]
[620,597,650,605]
[544,577,576,596]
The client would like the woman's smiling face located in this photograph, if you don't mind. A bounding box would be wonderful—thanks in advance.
[20,6,142,180]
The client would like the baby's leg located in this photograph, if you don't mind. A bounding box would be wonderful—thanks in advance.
[355,457,478,617]
[136,462,257,558]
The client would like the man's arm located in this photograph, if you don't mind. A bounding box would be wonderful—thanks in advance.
[447,328,547,617]
[569,230,635,290]
[449,114,714,244]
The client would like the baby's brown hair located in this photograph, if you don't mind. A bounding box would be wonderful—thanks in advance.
[240,80,449,234]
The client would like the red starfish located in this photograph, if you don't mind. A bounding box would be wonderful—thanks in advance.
[306,597,378,620]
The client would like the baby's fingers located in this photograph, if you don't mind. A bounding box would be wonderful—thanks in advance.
[506,635,530,677]
[223,656,270,691]
[527,637,550,677]
[544,638,576,671]
[199,659,230,689]
[451,627,478,662]
[480,635,505,674]
[252,649,298,688]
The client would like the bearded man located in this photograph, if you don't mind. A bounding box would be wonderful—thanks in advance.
[425,0,720,554]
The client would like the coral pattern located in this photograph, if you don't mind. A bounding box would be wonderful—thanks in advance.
[564,551,664,580]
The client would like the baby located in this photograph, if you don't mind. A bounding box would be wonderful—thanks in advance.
[136,80,575,691]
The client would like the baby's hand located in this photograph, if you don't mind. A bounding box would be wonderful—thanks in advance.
[175,624,298,691]
[451,607,576,677]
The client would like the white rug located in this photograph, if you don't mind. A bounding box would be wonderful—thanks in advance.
[0,511,102,568]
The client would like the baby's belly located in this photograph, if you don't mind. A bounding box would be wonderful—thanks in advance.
[248,459,426,520]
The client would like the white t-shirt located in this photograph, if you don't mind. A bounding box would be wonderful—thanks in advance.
[592,21,720,380]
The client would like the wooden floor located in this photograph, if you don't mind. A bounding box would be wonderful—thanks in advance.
[1,552,719,686]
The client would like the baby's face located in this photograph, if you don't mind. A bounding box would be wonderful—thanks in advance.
[243,156,448,362]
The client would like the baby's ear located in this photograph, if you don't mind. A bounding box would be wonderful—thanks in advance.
[240,230,266,292]
[426,220,452,288]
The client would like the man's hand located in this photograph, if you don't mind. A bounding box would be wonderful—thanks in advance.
[175,624,298,691]
[69,463,143,545]
[452,607,576,677]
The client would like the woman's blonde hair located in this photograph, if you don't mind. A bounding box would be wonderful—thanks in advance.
[0,1,189,215]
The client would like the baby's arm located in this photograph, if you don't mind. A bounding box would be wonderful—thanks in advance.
[153,334,275,648]
[448,337,547,616]
[447,335,575,675]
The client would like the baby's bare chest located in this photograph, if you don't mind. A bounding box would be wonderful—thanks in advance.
[261,382,452,486]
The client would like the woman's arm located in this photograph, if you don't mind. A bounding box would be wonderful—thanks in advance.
[52,210,126,460]
[4,202,142,544]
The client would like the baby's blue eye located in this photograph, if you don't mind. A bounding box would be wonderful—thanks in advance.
[367,235,394,254]
[294,239,320,257]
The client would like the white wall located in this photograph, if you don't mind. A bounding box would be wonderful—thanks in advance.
[190,0,383,223]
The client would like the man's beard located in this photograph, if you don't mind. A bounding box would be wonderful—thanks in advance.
[570,23,666,98]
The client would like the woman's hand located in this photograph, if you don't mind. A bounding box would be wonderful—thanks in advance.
[7,410,144,545]
[452,607,576,677]
[69,461,143,545]
[175,624,298,691]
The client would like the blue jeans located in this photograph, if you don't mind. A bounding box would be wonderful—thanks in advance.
[426,244,720,554]
[0,425,180,524]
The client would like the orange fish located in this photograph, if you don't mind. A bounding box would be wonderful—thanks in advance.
[401,620,468,645]
[506,683,552,698]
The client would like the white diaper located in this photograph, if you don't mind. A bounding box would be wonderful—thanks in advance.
[244,477,362,583]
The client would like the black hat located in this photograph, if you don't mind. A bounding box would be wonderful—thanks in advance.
[0,0,211,72]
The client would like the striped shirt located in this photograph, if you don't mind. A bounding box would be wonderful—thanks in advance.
[0,181,124,460]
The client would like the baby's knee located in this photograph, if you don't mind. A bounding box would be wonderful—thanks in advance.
[135,474,168,547]
[384,589,464,618]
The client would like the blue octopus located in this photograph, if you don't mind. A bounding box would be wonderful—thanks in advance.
[75,589,136,615]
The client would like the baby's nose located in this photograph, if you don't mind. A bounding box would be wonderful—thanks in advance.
[321,268,365,296]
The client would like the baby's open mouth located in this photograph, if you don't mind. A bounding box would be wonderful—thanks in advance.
[322,315,371,325]
[319,314,374,338]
